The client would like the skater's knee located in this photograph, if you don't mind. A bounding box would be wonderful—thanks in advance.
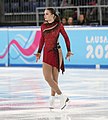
[44,74,51,81]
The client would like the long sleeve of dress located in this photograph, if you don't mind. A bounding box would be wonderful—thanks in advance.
[38,26,44,53]
[60,23,71,52]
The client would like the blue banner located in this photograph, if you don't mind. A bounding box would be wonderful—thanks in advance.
[0,27,108,68]
[0,29,8,66]
[60,27,108,67]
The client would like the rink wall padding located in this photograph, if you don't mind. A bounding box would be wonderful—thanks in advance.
[0,26,108,69]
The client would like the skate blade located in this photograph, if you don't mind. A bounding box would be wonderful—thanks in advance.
[49,107,54,109]
[61,98,69,110]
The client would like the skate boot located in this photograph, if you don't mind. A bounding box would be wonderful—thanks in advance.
[49,96,55,109]
[59,94,69,110]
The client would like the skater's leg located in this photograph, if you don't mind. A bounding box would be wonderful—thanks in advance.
[51,67,59,96]
[43,62,62,95]
[43,62,69,110]
[51,48,62,96]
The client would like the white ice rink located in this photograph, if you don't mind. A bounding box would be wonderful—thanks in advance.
[0,67,108,120]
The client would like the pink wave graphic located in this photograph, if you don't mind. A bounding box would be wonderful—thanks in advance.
[0,31,41,59]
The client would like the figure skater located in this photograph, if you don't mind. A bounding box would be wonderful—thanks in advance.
[35,8,73,110]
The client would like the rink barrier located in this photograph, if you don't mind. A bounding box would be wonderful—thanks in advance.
[0,26,108,69]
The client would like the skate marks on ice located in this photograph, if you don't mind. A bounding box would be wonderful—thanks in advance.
[0,68,108,120]
[0,108,108,120]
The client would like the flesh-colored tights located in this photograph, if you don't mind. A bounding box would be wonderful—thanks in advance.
[42,49,63,96]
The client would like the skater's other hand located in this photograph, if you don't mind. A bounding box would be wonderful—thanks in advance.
[34,53,41,62]
[65,51,73,61]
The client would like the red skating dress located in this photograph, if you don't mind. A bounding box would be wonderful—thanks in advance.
[38,21,71,73]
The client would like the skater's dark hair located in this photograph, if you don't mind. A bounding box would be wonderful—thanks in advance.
[45,8,60,22]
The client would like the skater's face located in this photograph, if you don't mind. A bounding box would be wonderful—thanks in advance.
[44,10,54,22]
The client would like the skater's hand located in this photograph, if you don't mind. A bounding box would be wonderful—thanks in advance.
[65,51,73,61]
[34,53,41,62]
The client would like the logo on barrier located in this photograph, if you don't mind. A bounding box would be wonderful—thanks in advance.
[86,36,108,59]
